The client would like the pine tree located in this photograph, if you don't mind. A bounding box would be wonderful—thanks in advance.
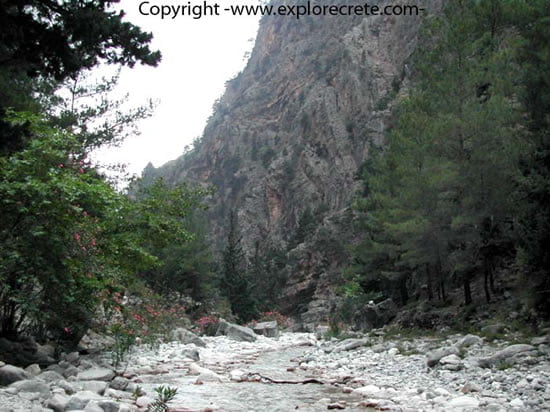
[352,0,526,307]
[220,211,258,322]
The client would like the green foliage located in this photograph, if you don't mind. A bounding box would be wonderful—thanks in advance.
[249,243,288,312]
[0,113,132,340]
[104,288,188,366]
[0,0,160,82]
[0,0,161,155]
[349,0,538,308]
[147,386,178,412]
[219,211,258,323]
[0,113,211,340]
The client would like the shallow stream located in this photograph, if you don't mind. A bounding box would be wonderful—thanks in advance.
[136,342,365,411]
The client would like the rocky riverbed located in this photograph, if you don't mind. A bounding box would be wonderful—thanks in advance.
[1,324,550,411]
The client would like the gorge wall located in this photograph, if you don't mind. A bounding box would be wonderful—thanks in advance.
[143,0,441,325]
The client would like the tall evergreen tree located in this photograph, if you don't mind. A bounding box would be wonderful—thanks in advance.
[351,0,526,307]
[220,211,258,322]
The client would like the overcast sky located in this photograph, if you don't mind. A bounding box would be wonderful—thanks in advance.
[93,0,261,176]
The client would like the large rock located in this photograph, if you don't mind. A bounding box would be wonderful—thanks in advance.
[216,319,257,342]
[0,337,54,367]
[65,390,103,410]
[78,331,115,354]
[439,354,464,371]
[332,338,369,353]
[38,370,65,383]
[252,321,279,338]
[352,299,398,330]
[0,364,31,385]
[478,344,536,368]
[9,379,50,397]
[446,396,480,409]
[181,348,200,361]
[456,334,483,348]
[76,380,108,395]
[426,346,460,367]
[171,328,206,347]
[87,399,121,412]
[45,393,70,412]
[76,367,115,382]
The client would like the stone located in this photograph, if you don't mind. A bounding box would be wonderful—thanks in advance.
[135,396,154,408]
[57,379,77,394]
[461,382,482,393]
[510,398,524,408]
[0,337,54,367]
[446,396,480,408]
[76,367,115,382]
[252,321,279,338]
[0,364,31,385]
[171,328,206,347]
[25,364,41,376]
[104,388,132,400]
[78,331,115,354]
[215,319,257,342]
[531,336,550,345]
[62,365,79,378]
[456,334,483,348]
[332,338,369,353]
[65,390,103,410]
[387,347,399,356]
[84,401,104,412]
[353,384,382,397]
[189,363,224,383]
[87,400,120,412]
[9,379,50,397]
[440,354,464,371]
[478,344,536,368]
[426,346,460,367]
[352,299,398,330]
[64,352,80,365]
[181,348,200,361]
[38,370,65,383]
[46,393,70,411]
[77,380,108,395]
[229,369,246,382]
[109,377,129,391]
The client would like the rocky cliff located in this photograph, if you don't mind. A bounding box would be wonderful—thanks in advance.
[143,0,441,325]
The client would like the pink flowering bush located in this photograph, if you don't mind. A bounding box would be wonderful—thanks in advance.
[192,315,219,336]
[101,288,188,366]
[257,311,290,328]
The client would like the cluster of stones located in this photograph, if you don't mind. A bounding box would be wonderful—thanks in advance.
[296,329,550,411]
[0,319,280,411]
[1,320,549,411]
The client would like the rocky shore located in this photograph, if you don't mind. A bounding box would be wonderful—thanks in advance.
[1,323,549,411]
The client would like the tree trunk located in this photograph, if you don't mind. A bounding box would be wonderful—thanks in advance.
[426,264,433,301]
[463,278,472,305]
[483,258,491,303]
[489,258,496,293]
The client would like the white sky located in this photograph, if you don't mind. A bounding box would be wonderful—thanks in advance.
[93,0,261,176]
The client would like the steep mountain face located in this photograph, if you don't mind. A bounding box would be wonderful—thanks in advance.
[144,0,441,325]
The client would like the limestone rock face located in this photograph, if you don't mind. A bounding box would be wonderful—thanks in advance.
[144,0,442,321]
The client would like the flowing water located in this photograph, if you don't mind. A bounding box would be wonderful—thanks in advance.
[135,340,367,411]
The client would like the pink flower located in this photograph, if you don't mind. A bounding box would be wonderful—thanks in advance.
[63,327,70,333]
[73,233,81,242]
[79,168,84,174]
[58,163,64,168]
